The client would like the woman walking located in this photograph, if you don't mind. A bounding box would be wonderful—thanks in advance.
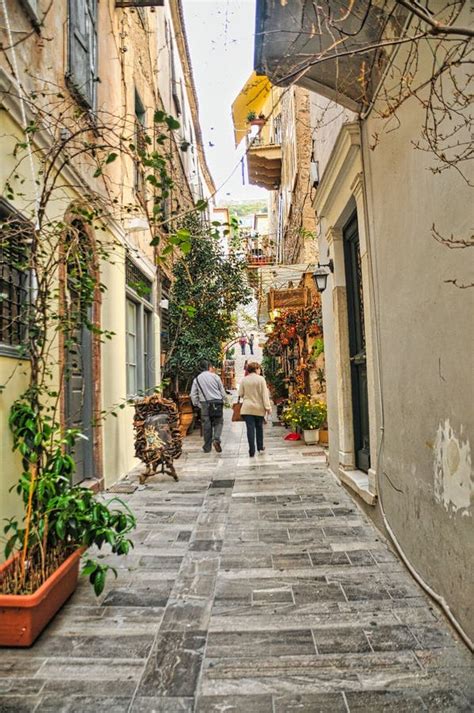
[238,361,271,457]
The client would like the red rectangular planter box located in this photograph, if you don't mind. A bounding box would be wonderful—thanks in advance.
[0,547,83,647]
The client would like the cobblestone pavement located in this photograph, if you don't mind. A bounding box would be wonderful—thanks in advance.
[1,414,473,712]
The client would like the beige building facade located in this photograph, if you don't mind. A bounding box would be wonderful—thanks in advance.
[0,1,212,531]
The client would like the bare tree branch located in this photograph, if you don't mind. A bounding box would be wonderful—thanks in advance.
[395,0,474,38]
[432,225,474,249]
[444,279,474,288]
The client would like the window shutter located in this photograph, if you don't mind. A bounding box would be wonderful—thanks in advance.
[68,0,97,108]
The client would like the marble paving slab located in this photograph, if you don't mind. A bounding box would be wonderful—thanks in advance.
[4,411,473,712]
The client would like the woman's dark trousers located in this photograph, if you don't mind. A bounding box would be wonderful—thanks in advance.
[243,415,264,456]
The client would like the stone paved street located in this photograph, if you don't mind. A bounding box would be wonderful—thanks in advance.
[1,411,473,712]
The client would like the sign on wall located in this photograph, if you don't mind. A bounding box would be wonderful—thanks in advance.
[267,287,311,311]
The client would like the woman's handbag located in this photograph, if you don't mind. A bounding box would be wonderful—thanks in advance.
[232,400,243,422]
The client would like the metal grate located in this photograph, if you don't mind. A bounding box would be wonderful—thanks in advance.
[0,213,30,347]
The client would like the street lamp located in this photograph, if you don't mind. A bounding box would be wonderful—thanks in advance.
[312,260,334,293]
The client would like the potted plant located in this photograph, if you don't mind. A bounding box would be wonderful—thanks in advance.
[282,396,327,445]
[246,111,265,127]
[0,404,136,646]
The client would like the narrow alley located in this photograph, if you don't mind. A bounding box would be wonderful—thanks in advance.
[0,2,473,711]
[2,375,472,711]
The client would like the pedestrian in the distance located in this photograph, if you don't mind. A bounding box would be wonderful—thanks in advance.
[238,361,271,457]
[239,335,247,355]
[190,360,226,453]
[249,333,255,355]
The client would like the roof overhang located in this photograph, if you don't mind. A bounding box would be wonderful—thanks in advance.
[254,0,408,111]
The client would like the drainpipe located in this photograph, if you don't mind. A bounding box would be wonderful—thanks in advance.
[358,117,473,652]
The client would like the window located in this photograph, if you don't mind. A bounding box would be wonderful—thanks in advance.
[125,258,154,397]
[159,273,171,354]
[126,299,138,396]
[0,203,30,355]
[273,114,282,145]
[67,0,98,109]
[134,90,147,202]
[165,20,181,115]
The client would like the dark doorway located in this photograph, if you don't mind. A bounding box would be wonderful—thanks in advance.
[343,213,370,472]
[64,221,95,485]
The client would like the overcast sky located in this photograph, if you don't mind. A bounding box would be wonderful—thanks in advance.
[182,0,267,204]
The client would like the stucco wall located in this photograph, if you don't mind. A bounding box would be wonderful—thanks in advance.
[309,95,355,178]
[310,38,473,639]
[0,1,203,529]
[0,357,30,532]
[362,92,474,638]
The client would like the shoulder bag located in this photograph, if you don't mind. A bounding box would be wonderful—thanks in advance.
[232,398,243,422]
[195,376,224,421]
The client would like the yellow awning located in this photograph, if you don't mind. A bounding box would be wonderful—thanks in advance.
[231,72,272,148]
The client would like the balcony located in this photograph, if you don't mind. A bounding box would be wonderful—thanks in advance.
[254,0,408,111]
[247,249,275,267]
[246,134,282,191]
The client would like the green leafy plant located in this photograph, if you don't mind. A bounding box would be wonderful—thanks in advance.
[246,111,257,122]
[312,338,324,360]
[165,214,251,392]
[3,398,136,596]
[282,397,327,431]
[261,353,288,402]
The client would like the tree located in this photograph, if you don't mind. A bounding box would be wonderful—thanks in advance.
[165,215,252,391]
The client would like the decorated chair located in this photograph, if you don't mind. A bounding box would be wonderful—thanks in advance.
[133,395,182,483]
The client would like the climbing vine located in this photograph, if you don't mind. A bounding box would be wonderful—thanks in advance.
[0,88,210,595]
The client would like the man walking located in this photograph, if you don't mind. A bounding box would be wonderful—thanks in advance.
[249,333,255,355]
[239,335,247,355]
[190,360,226,453]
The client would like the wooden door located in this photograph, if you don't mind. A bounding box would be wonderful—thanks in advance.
[343,213,370,472]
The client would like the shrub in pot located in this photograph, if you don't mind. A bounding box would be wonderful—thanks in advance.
[246,111,265,127]
[282,397,327,445]
[1,398,136,646]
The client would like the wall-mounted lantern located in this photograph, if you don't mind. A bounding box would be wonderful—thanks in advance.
[312,259,334,293]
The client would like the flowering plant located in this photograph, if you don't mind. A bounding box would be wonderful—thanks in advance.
[282,397,327,431]
[265,305,322,355]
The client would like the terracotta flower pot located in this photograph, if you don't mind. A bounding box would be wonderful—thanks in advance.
[177,395,193,413]
[319,428,329,445]
[179,411,194,437]
[0,547,83,647]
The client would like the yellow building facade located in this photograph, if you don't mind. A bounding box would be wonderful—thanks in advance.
[0,1,213,535]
